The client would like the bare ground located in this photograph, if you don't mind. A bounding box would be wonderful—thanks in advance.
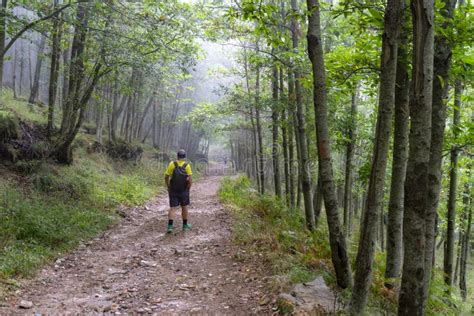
[0,176,274,315]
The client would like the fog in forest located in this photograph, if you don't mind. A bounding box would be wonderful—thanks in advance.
[0,1,472,314]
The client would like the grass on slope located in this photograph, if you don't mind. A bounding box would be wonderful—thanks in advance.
[0,150,162,279]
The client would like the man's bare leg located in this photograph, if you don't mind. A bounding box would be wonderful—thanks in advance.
[182,205,191,230]
[169,207,177,220]
[167,207,177,233]
[181,205,188,221]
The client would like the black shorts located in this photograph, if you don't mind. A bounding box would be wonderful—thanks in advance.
[169,190,190,207]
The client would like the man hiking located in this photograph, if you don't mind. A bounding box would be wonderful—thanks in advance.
[165,149,193,233]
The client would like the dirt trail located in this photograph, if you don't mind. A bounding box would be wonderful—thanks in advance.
[0,176,272,315]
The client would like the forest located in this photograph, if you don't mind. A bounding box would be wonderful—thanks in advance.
[0,0,472,314]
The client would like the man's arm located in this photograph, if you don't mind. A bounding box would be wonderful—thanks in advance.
[187,175,193,190]
[165,175,170,190]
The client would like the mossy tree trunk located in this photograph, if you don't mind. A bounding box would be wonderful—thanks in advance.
[398,0,435,312]
[48,0,63,137]
[424,0,457,299]
[54,0,103,164]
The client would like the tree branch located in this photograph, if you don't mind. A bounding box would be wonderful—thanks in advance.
[2,3,71,58]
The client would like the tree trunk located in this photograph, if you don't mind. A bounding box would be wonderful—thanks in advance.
[12,46,17,98]
[48,1,63,137]
[385,19,410,287]
[157,98,163,149]
[290,70,302,211]
[287,72,296,209]
[443,80,461,287]
[20,45,25,95]
[313,175,323,225]
[255,64,265,195]
[250,107,260,190]
[282,110,291,205]
[453,229,461,285]
[398,0,435,312]
[423,0,457,300]
[306,0,352,289]
[152,97,158,147]
[138,95,154,139]
[28,37,46,105]
[279,68,290,205]
[95,86,108,144]
[61,37,71,110]
[380,208,385,251]
[0,0,7,89]
[343,90,358,236]
[459,164,471,300]
[292,0,314,230]
[243,47,260,190]
[124,93,134,142]
[54,0,97,164]
[272,64,282,198]
[349,0,404,311]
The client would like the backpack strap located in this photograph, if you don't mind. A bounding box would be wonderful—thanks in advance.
[173,161,179,168]
[182,163,188,169]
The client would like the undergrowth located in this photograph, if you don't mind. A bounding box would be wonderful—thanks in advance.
[0,151,161,283]
[219,176,471,315]
[219,176,333,290]
[0,90,165,296]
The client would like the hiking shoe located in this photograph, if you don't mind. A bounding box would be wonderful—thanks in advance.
[167,225,174,234]
[183,223,192,231]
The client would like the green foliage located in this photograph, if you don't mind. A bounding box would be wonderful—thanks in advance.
[0,111,20,142]
[426,269,471,315]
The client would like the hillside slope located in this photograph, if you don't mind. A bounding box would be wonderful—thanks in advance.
[0,91,163,298]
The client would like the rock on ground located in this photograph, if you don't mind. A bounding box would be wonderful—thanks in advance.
[278,276,338,315]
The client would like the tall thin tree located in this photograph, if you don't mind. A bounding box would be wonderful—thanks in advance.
[306,0,352,289]
[385,18,410,287]
[29,37,46,105]
[48,0,63,136]
[291,0,315,230]
[349,0,404,311]
[444,80,462,287]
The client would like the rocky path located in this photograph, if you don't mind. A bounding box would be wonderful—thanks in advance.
[0,176,273,315]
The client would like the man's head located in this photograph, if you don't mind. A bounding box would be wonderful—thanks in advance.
[177,149,186,159]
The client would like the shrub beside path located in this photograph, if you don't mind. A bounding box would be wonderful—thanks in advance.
[0,176,273,314]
